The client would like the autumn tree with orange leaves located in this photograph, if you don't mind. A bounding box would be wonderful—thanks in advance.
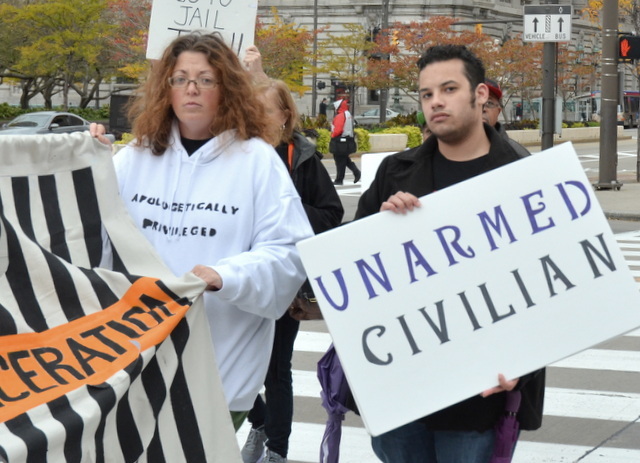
[369,17,492,99]
[584,1,640,32]
[556,43,601,120]
[364,17,544,121]
[255,9,315,96]
[105,0,152,81]
[488,36,543,121]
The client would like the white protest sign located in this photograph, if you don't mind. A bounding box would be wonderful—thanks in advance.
[360,151,394,193]
[297,143,640,437]
[146,0,257,60]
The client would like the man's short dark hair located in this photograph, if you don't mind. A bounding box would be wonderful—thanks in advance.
[416,45,485,91]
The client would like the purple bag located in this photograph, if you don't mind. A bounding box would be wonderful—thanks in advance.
[490,390,522,463]
[317,344,352,463]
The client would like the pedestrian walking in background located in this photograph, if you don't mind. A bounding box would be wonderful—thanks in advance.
[319,98,328,116]
[91,32,313,432]
[330,98,360,185]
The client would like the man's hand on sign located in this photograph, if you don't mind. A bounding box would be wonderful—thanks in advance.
[480,374,519,398]
[380,191,421,214]
[243,45,269,82]
[191,264,223,291]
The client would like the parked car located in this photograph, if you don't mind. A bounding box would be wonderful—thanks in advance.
[354,108,400,125]
[0,111,91,135]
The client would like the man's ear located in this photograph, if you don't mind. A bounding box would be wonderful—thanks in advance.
[477,83,489,105]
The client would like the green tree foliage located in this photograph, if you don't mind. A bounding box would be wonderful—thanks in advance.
[0,0,148,109]
[0,2,24,76]
[314,128,331,154]
[7,0,117,108]
[380,126,422,148]
[0,1,49,109]
[316,23,376,113]
[313,127,370,155]
[354,127,371,152]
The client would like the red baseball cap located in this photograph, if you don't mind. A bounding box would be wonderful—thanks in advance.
[485,79,502,101]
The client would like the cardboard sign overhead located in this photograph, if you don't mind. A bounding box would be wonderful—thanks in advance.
[297,142,640,436]
[146,0,257,60]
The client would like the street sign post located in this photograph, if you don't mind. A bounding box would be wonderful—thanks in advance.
[523,5,572,42]
[523,4,572,150]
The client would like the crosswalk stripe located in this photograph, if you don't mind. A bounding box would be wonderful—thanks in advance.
[625,328,640,337]
[237,421,640,463]
[335,186,362,196]
[551,349,640,372]
[513,441,640,463]
[615,232,640,240]
[291,369,321,397]
[579,152,636,159]
[290,370,640,422]
[294,330,332,353]
[543,387,640,421]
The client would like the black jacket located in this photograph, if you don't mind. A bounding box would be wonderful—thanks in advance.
[277,132,344,234]
[355,124,545,432]
[495,121,531,159]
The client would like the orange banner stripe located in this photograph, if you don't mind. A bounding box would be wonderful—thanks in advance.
[0,277,192,423]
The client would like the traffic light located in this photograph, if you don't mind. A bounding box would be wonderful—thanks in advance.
[475,23,483,35]
[316,81,326,90]
[619,36,640,61]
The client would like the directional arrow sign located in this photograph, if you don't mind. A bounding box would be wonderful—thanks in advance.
[523,5,572,42]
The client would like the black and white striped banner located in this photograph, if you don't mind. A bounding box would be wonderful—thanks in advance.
[0,133,240,462]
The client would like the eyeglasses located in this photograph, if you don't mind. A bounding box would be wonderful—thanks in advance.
[168,76,218,89]
[484,100,501,109]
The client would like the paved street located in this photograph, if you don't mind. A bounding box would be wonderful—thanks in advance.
[237,141,640,463]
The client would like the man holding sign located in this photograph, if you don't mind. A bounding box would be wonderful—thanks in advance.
[356,45,545,463]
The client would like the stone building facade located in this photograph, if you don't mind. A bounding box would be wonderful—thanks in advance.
[256,0,610,121]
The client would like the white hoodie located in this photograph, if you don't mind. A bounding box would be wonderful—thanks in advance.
[113,124,313,410]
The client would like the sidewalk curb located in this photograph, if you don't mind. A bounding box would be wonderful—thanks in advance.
[605,212,640,222]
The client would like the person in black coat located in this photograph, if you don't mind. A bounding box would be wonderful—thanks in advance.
[319,98,328,116]
[357,44,544,463]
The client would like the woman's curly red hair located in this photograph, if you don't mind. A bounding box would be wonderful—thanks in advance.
[128,33,270,155]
